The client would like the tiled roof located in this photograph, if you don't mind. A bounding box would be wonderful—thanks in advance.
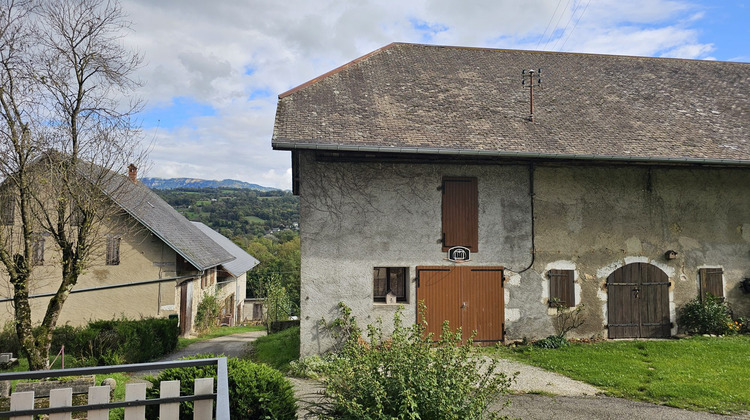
[273,43,749,165]
[107,177,234,271]
[192,222,259,277]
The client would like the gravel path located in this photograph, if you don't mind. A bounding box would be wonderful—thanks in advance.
[132,329,266,378]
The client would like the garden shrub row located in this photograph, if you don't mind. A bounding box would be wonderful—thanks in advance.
[0,317,179,366]
[146,354,297,420]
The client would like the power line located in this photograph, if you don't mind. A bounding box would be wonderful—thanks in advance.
[558,0,592,51]
[543,0,575,51]
[550,0,583,52]
[536,0,564,49]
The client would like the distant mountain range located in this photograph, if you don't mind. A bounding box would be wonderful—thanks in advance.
[141,177,277,191]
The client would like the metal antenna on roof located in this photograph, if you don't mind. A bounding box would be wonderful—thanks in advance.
[522,69,542,122]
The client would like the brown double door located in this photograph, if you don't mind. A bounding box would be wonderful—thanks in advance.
[607,263,671,338]
[416,266,504,343]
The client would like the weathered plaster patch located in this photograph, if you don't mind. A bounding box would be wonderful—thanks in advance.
[669,290,677,335]
[507,272,521,286]
[678,236,701,250]
[625,236,642,254]
[505,308,520,322]
[597,261,622,279]
[742,224,750,243]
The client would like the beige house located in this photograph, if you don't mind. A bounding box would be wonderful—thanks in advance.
[0,166,253,336]
[192,221,259,326]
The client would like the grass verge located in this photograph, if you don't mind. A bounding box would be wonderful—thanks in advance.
[177,324,265,350]
[247,326,299,372]
[489,335,750,414]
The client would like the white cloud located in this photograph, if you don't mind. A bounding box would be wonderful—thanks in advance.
[118,0,718,190]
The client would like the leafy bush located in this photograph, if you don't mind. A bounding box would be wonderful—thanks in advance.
[678,294,733,335]
[0,317,178,366]
[146,354,297,419]
[194,293,221,333]
[309,304,513,419]
[62,317,178,366]
[533,335,570,349]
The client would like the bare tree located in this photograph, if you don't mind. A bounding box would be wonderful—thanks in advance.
[0,0,144,370]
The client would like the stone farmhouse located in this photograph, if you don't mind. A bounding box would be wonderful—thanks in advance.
[272,43,750,356]
[0,164,256,336]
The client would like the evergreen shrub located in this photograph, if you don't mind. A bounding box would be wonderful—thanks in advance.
[146,354,297,419]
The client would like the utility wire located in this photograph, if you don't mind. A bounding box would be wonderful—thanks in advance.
[558,0,592,51]
[550,0,583,52]
[536,0,564,50]
[543,0,575,51]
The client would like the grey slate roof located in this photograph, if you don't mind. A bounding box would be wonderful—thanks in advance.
[273,43,749,165]
[192,222,260,277]
[107,177,234,271]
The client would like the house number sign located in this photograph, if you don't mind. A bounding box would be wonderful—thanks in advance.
[448,246,471,262]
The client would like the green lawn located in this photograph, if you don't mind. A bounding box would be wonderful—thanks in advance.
[177,324,265,350]
[248,326,299,372]
[489,335,750,414]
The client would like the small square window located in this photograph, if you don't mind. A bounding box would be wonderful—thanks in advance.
[373,267,408,303]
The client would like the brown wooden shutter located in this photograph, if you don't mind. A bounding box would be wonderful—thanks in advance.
[699,268,724,301]
[1,197,14,226]
[549,269,575,307]
[106,236,120,265]
[442,177,478,251]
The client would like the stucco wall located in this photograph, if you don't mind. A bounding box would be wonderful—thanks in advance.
[298,151,750,356]
[0,216,179,327]
[298,152,532,356]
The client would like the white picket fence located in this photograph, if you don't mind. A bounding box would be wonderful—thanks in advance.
[0,357,229,420]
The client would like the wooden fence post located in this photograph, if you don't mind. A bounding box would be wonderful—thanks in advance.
[49,388,73,420]
[160,380,180,420]
[124,382,147,420]
[9,391,34,420]
[194,378,214,419]
[87,386,110,420]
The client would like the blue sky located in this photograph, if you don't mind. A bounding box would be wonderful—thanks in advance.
[121,0,749,189]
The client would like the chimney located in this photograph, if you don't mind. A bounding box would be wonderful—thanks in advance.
[128,164,138,183]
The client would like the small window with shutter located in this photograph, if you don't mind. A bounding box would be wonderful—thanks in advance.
[106,235,121,265]
[549,269,575,308]
[31,234,45,266]
[441,177,478,252]
[699,268,724,301]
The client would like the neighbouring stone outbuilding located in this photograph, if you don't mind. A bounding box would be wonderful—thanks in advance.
[272,43,750,356]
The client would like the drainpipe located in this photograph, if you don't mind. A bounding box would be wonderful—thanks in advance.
[507,163,536,274]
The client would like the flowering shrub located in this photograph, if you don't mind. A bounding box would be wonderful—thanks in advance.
[309,303,513,419]
[678,294,733,335]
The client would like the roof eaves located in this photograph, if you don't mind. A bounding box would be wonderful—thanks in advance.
[271,141,750,167]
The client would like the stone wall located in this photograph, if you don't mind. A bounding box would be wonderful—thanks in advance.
[296,151,750,355]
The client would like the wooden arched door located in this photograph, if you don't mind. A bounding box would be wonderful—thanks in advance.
[607,263,671,338]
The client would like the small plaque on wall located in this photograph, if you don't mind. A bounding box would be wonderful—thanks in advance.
[448,246,471,262]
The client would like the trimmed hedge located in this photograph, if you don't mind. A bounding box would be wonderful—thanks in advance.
[0,317,179,366]
[146,354,297,419]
